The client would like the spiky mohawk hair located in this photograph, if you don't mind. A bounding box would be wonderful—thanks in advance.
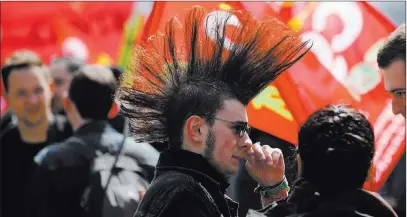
[117,6,312,144]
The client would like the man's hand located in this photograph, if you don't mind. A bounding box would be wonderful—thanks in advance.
[244,142,285,187]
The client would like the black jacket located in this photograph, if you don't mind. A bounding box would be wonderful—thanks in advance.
[247,178,398,217]
[135,149,239,217]
[29,121,159,217]
[380,152,406,217]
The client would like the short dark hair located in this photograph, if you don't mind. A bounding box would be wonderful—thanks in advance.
[298,105,374,191]
[1,50,49,92]
[51,56,85,75]
[377,24,406,68]
[109,66,124,83]
[117,6,311,146]
[68,65,117,120]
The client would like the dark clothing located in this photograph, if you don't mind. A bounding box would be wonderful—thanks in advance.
[135,149,239,217]
[31,121,159,217]
[247,178,398,217]
[58,108,128,134]
[380,152,406,217]
[0,115,72,217]
[0,110,15,132]
[108,114,127,134]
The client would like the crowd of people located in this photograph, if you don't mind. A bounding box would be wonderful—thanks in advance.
[0,6,405,217]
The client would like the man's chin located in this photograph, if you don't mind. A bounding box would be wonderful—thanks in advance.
[222,164,239,177]
[21,117,45,127]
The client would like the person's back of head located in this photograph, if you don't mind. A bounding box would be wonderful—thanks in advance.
[68,65,117,121]
[298,105,374,192]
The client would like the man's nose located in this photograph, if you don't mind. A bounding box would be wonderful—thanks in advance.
[239,132,252,148]
[27,93,39,104]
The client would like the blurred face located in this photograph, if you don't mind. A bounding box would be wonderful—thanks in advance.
[50,61,72,113]
[6,66,52,127]
[203,99,252,177]
[382,59,406,118]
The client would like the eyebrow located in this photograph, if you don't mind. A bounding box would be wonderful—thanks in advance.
[389,88,406,94]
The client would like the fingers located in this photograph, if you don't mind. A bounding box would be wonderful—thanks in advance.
[261,145,283,167]
[245,142,284,168]
[272,148,283,167]
[261,145,274,166]
[252,142,266,160]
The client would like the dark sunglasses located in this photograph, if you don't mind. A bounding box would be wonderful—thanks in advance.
[214,117,251,138]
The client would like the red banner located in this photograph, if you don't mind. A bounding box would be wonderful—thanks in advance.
[239,2,405,191]
[0,2,154,115]
[1,2,134,64]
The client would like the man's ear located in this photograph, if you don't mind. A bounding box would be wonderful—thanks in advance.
[108,99,120,119]
[185,115,205,143]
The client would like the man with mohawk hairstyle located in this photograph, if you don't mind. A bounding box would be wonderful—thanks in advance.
[117,6,311,217]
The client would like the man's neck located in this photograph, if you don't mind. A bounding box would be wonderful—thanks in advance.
[18,112,53,144]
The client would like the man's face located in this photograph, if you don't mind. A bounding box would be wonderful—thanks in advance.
[50,61,72,113]
[6,67,52,127]
[382,59,406,118]
[203,99,252,177]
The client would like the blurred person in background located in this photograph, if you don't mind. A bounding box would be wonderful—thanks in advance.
[0,50,72,217]
[31,65,159,217]
[49,56,128,133]
[377,23,406,217]
[248,105,398,217]
[50,56,85,115]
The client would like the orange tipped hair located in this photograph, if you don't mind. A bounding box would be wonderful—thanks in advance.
[117,6,311,143]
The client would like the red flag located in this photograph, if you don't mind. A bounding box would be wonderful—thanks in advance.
[0,2,136,64]
[1,2,153,114]
[240,2,405,191]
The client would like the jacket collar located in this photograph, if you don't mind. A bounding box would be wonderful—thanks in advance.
[156,149,230,194]
[75,120,109,136]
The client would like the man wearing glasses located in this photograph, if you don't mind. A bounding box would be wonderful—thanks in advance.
[117,6,310,217]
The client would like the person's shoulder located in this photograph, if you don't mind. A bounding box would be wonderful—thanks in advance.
[123,138,159,155]
[147,170,211,199]
[120,137,159,163]
[137,172,216,217]
[34,142,65,169]
[33,137,85,170]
